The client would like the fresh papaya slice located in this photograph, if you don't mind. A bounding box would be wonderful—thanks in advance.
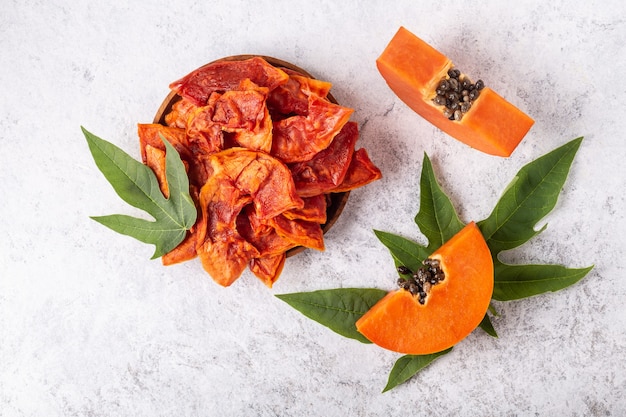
[377,26,534,157]
[356,222,494,355]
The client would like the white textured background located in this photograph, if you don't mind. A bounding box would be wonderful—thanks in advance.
[1,1,625,416]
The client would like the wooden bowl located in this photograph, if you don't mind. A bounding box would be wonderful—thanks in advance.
[153,55,350,257]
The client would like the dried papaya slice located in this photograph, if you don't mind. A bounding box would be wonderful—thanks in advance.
[356,222,494,355]
[144,144,169,198]
[186,81,274,154]
[196,178,259,286]
[213,81,273,152]
[377,26,534,157]
[137,123,214,188]
[270,95,354,163]
[237,205,296,257]
[196,148,305,285]
[250,254,286,288]
[331,148,383,193]
[289,121,359,197]
[161,229,198,266]
[268,215,325,252]
[169,56,289,106]
[186,93,226,158]
[283,194,327,224]
[289,73,333,100]
[137,123,190,164]
[165,97,196,129]
[267,69,333,117]
[267,73,310,117]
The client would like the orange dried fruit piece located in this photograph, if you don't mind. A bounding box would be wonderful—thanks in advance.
[137,123,191,163]
[290,121,359,197]
[270,95,354,163]
[283,194,327,224]
[331,148,382,193]
[162,230,199,266]
[137,123,213,188]
[144,145,169,198]
[186,81,275,155]
[237,205,297,257]
[185,94,226,157]
[249,254,286,288]
[267,68,333,117]
[356,222,494,355]
[213,80,273,152]
[169,56,290,106]
[197,178,259,286]
[268,215,325,252]
[165,97,196,129]
[195,148,304,286]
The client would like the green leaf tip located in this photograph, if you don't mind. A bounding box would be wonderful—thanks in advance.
[382,348,453,393]
[478,313,498,338]
[275,288,387,344]
[492,263,594,301]
[83,127,197,259]
[414,152,464,251]
[478,136,584,258]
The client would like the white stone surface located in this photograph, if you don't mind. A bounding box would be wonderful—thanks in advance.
[1,0,625,415]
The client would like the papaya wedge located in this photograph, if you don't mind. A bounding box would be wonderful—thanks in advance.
[356,222,494,355]
[377,26,534,157]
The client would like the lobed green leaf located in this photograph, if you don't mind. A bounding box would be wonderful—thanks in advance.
[275,288,387,343]
[83,127,197,259]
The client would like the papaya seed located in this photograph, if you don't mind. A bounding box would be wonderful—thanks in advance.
[432,67,485,121]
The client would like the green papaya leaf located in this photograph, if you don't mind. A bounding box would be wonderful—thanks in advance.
[478,137,583,259]
[275,288,387,343]
[414,153,465,252]
[373,230,430,273]
[83,127,197,259]
[478,313,498,338]
[493,263,594,301]
[374,152,464,273]
[382,348,452,393]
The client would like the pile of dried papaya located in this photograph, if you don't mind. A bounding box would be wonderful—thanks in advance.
[137,57,381,287]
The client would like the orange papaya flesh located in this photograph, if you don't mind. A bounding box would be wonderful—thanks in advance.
[377,26,534,157]
[356,222,494,355]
